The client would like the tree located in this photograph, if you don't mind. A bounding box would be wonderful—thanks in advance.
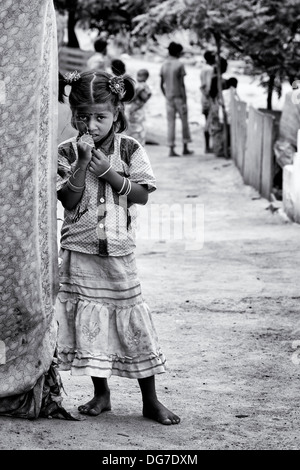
[132,0,300,110]
[131,0,232,156]
[53,0,156,48]
[203,0,300,110]
[54,0,80,48]
[131,0,300,157]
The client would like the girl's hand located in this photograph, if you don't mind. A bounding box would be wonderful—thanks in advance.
[89,148,111,178]
[77,140,93,166]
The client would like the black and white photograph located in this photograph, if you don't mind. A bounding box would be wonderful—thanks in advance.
[0,0,300,453]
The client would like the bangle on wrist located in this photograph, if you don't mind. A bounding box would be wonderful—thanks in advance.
[117,177,126,195]
[118,177,131,196]
[123,178,131,196]
[98,165,112,178]
[72,167,86,178]
[67,179,85,193]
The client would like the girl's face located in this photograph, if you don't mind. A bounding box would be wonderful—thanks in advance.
[73,102,118,143]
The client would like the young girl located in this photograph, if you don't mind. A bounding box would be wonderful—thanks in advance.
[56,70,180,425]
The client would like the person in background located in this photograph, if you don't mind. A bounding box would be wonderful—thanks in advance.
[160,41,193,157]
[206,56,229,158]
[220,76,239,153]
[56,69,180,426]
[223,77,238,119]
[86,37,110,72]
[200,50,215,153]
[127,68,152,146]
[208,56,229,101]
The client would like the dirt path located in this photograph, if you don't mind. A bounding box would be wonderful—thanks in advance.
[2,55,300,452]
[2,121,300,451]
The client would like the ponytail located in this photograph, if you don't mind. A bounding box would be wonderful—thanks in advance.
[109,74,135,132]
[58,71,81,104]
[119,75,135,103]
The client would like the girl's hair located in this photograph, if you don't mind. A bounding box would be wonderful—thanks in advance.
[58,70,135,133]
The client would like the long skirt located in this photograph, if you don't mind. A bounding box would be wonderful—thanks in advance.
[55,249,167,379]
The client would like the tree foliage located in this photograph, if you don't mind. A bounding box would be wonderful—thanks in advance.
[54,0,158,43]
[54,0,300,108]
[132,0,300,109]
[131,0,184,38]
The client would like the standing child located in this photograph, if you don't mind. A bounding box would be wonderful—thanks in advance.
[86,37,110,72]
[56,70,180,425]
[206,57,229,158]
[160,41,193,157]
[200,50,215,153]
[220,77,239,155]
[127,68,152,146]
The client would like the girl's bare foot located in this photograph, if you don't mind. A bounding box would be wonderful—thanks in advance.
[143,399,180,425]
[78,393,111,416]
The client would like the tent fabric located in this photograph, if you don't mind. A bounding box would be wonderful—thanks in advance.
[0,0,73,419]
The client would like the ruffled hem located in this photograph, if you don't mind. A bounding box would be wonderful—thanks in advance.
[58,349,167,379]
[55,293,166,379]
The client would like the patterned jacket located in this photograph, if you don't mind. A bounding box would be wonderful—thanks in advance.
[57,133,156,256]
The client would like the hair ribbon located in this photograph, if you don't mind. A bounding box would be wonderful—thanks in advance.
[64,70,81,84]
[108,76,125,98]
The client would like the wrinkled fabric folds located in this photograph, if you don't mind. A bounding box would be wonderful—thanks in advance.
[0,1,71,419]
[55,250,167,379]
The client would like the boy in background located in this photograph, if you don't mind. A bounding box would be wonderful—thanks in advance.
[160,42,193,157]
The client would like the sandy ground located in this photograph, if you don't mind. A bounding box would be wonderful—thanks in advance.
[1,53,300,452]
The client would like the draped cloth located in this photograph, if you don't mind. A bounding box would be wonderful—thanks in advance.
[0,0,75,420]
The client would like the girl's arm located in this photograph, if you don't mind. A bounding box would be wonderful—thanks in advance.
[57,140,93,210]
[57,161,89,210]
[105,170,149,205]
[139,88,151,103]
[89,148,149,205]
[129,98,144,114]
